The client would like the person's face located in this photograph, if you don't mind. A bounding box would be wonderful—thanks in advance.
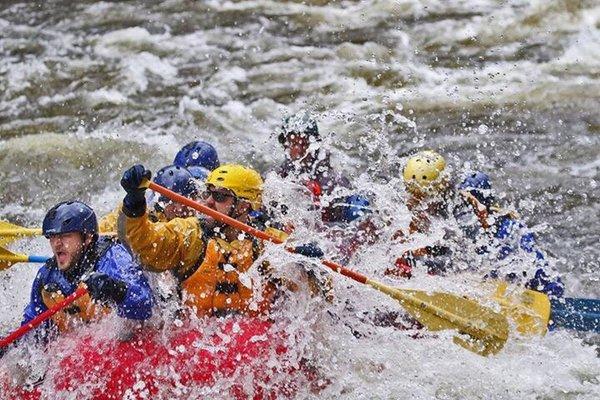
[48,232,91,271]
[284,135,310,161]
[199,186,240,229]
[163,202,196,220]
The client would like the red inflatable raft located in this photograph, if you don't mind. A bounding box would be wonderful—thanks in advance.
[1,317,304,399]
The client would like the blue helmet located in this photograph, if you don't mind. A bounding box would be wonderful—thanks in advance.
[342,195,371,222]
[459,171,494,207]
[154,165,198,202]
[173,141,220,171]
[42,201,98,238]
[460,171,491,191]
[186,165,210,181]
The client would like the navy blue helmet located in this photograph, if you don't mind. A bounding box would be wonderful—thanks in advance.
[42,201,98,238]
[186,165,210,181]
[173,141,220,171]
[154,165,198,202]
[459,171,494,207]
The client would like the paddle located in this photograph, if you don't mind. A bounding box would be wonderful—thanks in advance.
[0,286,88,349]
[0,246,49,271]
[392,245,552,337]
[492,282,551,336]
[396,243,598,336]
[0,220,42,247]
[143,180,510,356]
[550,297,600,333]
[494,283,600,334]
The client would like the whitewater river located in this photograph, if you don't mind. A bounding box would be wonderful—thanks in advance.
[0,1,599,399]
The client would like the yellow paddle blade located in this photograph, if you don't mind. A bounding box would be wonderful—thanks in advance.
[0,246,29,271]
[368,280,509,356]
[0,220,116,248]
[493,281,550,336]
[0,220,43,247]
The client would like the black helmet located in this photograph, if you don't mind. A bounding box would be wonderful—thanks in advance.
[278,111,320,145]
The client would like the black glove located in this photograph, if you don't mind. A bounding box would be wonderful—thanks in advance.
[294,243,324,258]
[121,164,151,217]
[85,272,127,304]
[425,245,451,257]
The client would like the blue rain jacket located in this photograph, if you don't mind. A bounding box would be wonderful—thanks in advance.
[23,239,153,327]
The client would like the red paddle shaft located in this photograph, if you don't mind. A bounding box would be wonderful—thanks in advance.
[0,286,88,349]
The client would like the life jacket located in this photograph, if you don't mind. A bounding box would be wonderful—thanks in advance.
[40,237,114,332]
[179,237,276,318]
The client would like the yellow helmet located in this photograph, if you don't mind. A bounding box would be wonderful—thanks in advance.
[206,164,263,209]
[402,150,447,194]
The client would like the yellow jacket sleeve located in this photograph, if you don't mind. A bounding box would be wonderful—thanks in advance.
[98,206,120,234]
[121,212,205,275]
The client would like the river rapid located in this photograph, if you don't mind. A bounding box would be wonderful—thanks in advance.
[0,1,599,399]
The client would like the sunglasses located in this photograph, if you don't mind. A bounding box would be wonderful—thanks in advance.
[200,189,234,203]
